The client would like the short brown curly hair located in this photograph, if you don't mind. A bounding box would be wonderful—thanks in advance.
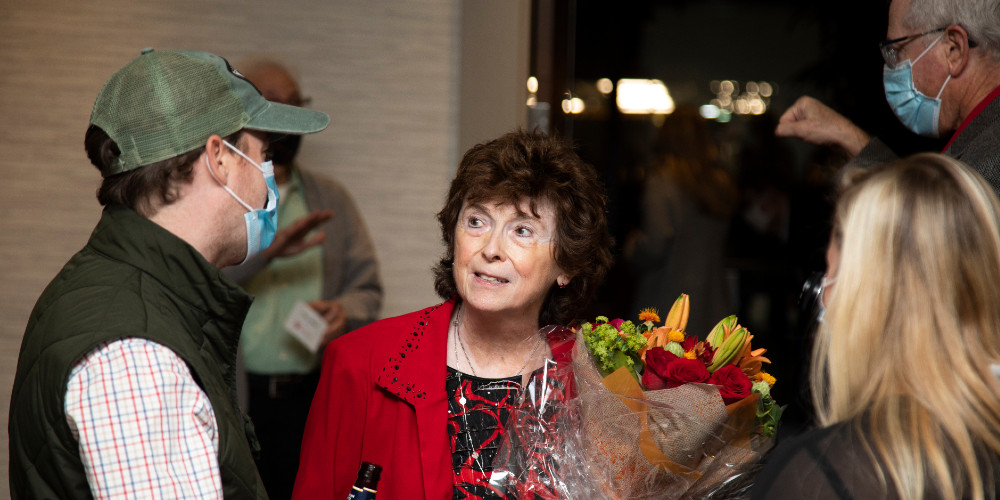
[85,124,243,217]
[433,129,614,326]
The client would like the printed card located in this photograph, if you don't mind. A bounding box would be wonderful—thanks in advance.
[284,300,327,353]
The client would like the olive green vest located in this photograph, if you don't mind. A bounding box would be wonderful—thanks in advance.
[9,205,266,499]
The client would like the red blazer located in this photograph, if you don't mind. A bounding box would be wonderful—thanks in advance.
[292,299,575,500]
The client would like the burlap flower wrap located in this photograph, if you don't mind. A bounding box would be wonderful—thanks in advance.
[492,331,773,499]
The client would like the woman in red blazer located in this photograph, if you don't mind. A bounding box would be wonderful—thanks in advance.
[292,130,614,500]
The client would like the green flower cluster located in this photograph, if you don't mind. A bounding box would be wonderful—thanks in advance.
[752,381,782,438]
[581,316,647,378]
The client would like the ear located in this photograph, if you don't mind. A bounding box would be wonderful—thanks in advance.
[556,273,572,288]
[202,134,230,184]
[943,24,973,77]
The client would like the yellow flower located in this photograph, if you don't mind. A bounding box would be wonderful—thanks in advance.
[684,350,697,360]
[638,308,660,323]
[668,330,685,343]
[756,371,776,386]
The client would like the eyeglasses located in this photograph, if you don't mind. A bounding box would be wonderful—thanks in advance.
[879,27,946,68]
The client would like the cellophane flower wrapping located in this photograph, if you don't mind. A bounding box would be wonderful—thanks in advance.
[491,326,776,499]
[488,326,602,499]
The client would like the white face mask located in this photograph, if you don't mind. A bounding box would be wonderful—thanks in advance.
[205,140,279,263]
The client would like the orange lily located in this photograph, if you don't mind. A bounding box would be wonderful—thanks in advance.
[734,334,771,377]
[663,294,690,331]
[640,326,674,362]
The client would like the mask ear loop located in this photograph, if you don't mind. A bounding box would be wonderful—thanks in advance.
[219,139,278,207]
[223,139,268,174]
[204,154,254,213]
[935,74,951,99]
[819,275,837,308]
[913,34,951,100]
[911,34,944,65]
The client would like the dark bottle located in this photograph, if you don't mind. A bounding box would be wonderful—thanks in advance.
[346,462,382,500]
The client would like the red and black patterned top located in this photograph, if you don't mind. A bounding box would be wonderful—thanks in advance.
[446,361,574,500]
[447,367,521,499]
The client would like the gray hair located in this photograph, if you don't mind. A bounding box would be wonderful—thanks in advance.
[904,0,1000,58]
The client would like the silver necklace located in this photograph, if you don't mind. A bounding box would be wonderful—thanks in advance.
[450,304,545,473]
[452,304,545,404]
[454,316,479,378]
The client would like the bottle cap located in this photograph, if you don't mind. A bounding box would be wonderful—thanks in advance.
[356,462,382,487]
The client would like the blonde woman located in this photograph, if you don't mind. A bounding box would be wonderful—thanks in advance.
[752,153,1000,499]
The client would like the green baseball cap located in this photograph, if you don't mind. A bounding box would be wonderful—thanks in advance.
[90,48,330,176]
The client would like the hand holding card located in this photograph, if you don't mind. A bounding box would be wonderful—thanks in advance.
[284,300,328,353]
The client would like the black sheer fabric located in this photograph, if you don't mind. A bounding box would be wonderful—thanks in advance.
[752,421,1000,499]
[751,423,895,500]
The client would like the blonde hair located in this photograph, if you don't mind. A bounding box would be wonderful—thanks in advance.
[813,153,1000,499]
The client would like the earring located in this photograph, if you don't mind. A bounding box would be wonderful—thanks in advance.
[558,280,568,289]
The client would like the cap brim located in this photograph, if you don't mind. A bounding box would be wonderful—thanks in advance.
[245,101,330,135]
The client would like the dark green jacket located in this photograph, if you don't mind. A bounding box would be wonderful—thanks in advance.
[9,204,266,499]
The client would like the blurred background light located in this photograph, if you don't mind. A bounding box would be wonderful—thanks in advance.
[699,104,721,119]
[734,97,749,114]
[527,76,538,94]
[561,96,586,114]
[707,79,774,119]
[596,78,614,94]
[616,78,675,114]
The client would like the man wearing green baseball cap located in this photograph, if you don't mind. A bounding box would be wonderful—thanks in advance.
[9,48,329,499]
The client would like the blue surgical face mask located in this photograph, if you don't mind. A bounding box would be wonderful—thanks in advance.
[205,140,279,263]
[883,35,951,138]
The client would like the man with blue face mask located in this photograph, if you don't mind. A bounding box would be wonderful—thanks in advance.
[775,0,1000,194]
[9,48,328,499]
[223,58,383,500]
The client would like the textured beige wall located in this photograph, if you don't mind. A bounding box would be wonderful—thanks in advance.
[0,0,528,494]
[459,0,532,153]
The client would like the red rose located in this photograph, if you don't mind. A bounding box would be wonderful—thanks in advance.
[609,318,625,331]
[642,366,667,390]
[710,365,752,405]
[642,347,677,390]
[663,358,711,389]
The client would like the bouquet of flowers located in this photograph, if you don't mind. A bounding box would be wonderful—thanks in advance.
[490,294,781,499]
